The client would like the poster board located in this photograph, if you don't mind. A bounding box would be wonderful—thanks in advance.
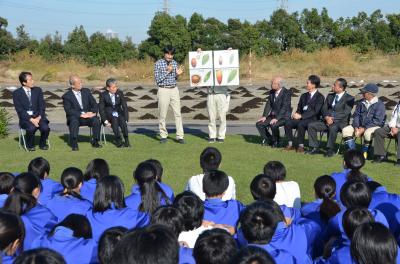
[188,49,239,87]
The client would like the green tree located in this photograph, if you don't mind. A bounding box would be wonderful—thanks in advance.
[37,31,63,61]
[0,17,16,58]
[64,25,89,60]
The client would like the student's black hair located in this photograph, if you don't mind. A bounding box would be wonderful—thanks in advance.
[134,161,170,214]
[3,172,41,215]
[19,71,32,86]
[163,46,176,55]
[150,206,184,237]
[340,181,371,208]
[83,158,110,181]
[344,150,367,182]
[259,199,285,222]
[336,78,348,90]
[0,172,14,194]
[239,201,282,244]
[351,223,398,264]
[314,175,341,221]
[28,157,50,180]
[366,181,382,194]
[173,191,205,231]
[250,174,276,200]
[263,161,286,182]
[193,228,238,264]
[343,207,374,240]
[14,248,67,264]
[111,225,179,264]
[200,147,222,172]
[98,226,128,264]
[145,159,164,181]
[202,170,229,197]
[308,75,321,88]
[49,214,92,239]
[93,175,126,213]
[231,246,276,264]
[59,167,84,200]
[0,211,25,252]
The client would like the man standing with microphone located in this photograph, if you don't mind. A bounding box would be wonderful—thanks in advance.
[154,46,185,144]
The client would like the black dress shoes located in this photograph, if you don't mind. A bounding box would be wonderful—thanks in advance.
[395,159,400,167]
[27,147,35,151]
[324,150,336,157]
[305,148,320,155]
[39,145,49,150]
[372,155,388,163]
[91,141,102,148]
[71,146,79,151]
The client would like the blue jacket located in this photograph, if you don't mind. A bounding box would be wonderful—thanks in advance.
[1,253,15,264]
[352,98,386,129]
[31,226,97,264]
[249,244,298,264]
[315,239,354,264]
[39,178,63,206]
[21,204,58,249]
[46,195,92,222]
[0,194,8,207]
[179,247,195,264]
[203,198,244,227]
[80,179,97,203]
[126,182,174,210]
[281,204,301,221]
[86,205,149,241]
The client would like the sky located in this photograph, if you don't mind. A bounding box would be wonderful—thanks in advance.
[0,0,399,44]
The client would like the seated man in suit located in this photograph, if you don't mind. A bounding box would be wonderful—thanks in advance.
[99,78,130,148]
[13,71,50,151]
[62,75,101,151]
[307,78,355,157]
[373,101,400,166]
[256,76,291,147]
[284,75,325,153]
[342,83,385,158]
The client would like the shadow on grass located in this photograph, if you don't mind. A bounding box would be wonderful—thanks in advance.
[134,127,208,142]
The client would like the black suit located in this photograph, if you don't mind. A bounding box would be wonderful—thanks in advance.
[284,90,325,145]
[308,92,355,150]
[13,87,50,148]
[256,87,291,144]
[99,90,129,140]
[62,88,100,147]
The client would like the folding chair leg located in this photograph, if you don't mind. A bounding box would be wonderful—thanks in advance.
[101,125,107,145]
[19,129,28,151]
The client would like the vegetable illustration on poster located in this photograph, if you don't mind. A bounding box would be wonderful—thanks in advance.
[188,49,240,87]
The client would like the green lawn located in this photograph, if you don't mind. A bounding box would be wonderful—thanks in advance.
[1,133,399,204]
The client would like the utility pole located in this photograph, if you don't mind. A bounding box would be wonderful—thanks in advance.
[163,0,170,14]
[278,0,288,12]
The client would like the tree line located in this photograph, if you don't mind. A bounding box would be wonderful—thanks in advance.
[0,8,399,65]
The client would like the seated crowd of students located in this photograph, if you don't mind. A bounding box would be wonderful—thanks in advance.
[0,147,399,264]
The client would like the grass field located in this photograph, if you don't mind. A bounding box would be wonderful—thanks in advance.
[0,133,399,204]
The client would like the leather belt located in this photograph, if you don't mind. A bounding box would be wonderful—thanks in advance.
[158,86,175,89]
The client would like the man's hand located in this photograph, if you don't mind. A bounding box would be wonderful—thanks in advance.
[270,118,278,125]
[292,113,301,120]
[258,116,267,123]
[390,127,399,136]
[176,65,184,75]
[30,117,39,128]
[166,64,173,73]
[355,127,365,137]
[104,120,111,127]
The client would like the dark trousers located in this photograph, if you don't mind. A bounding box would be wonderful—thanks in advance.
[256,117,286,143]
[68,116,101,147]
[21,119,50,148]
[308,121,346,150]
[284,118,314,145]
[373,126,400,159]
[109,115,128,140]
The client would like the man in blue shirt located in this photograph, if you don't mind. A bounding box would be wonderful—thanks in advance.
[154,46,185,144]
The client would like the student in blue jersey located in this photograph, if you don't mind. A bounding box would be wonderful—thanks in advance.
[111,225,179,264]
[193,229,238,264]
[318,207,375,264]
[46,167,92,222]
[3,172,57,250]
[239,201,312,264]
[81,158,110,202]
[125,161,172,214]
[28,157,63,205]
[202,170,244,228]
[231,246,276,264]
[150,206,195,264]
[250,174,301,222]
[331,150,371,205]
[327,181,389,242]
[0,172,14,208]
[31,214,97,264]
[0,211,25,264]
[129,159,174,203]
[351,223,400,264]
[98,227,127,264]
[13,248,66,264]
[86,175,149,241]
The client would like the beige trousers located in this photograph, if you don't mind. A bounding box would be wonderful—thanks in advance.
[157,87,184,139]
[342,125,380,141]
[207,94,230,139]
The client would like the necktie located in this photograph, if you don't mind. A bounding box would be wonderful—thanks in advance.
[111,94,115,106]
[307,92,312,103]
[27,90,31,103]
[334,95,339,104]
[76,92,83,109]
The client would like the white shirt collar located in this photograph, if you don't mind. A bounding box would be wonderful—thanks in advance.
[309,89,317,98]
[23,87,31,93]
[275,88,282,96]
